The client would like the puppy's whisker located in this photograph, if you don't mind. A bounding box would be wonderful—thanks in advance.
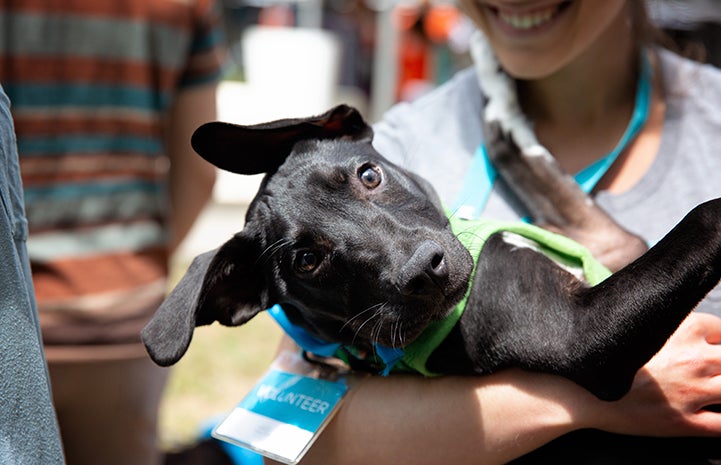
[370,316,385,350]
[394,317,406,349]
[339,303,385,334]
[351,305,386,347]
[390,318,398,348]
[392,317,404,349]
[353,307,384,340]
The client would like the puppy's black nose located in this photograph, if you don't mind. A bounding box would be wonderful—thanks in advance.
[399,241,448,297]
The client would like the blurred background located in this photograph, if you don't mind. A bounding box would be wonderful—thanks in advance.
[163,0,473,449]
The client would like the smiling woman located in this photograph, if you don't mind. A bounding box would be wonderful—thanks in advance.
[266,0,721,464]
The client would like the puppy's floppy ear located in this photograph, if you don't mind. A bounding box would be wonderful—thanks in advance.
[141,231,267,366]
[191,104,372,175]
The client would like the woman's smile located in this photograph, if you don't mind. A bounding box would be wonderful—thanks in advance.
[484,1,573,37]
[460,0,628,79]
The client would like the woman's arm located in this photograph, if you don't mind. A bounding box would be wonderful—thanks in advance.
[266,312,721,465]
[296,369,590,465]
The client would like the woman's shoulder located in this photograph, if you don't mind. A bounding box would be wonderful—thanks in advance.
[659,48,721,113]
[376,67,481,131]
[372,67,483,163]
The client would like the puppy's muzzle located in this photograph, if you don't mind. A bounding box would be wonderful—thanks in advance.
[399,240,449,297]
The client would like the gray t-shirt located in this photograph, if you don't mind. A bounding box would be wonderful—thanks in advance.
[372,49,721,316]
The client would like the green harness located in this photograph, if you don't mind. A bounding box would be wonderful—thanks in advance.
[365,216,610,376]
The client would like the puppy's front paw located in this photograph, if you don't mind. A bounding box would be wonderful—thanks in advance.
[484,120,523,167]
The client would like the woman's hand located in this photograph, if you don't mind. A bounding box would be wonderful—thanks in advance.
[592,312,721,436]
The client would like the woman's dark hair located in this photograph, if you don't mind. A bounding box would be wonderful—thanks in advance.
[630,0,707,61]
[630,1,666,47]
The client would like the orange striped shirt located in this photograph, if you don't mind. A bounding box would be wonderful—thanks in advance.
[0,0,225,345]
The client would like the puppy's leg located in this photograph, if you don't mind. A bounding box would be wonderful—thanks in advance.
[484,121,648,272]
[451,198,721,400]
[471,31,647,271]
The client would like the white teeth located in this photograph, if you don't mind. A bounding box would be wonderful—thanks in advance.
[499,8,554,30]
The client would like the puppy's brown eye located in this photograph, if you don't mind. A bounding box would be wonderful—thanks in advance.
[358,164,382,189]
[295,250,321,273]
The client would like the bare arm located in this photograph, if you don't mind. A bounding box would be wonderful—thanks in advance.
[296,370,588,465]
[166,83,218,254]
[266,313,721,465]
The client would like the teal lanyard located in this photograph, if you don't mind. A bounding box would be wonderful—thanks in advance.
[454,51,653,220]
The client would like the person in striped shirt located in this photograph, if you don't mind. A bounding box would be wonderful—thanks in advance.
[0,1,225,464]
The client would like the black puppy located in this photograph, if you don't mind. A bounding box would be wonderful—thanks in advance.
[143,105,721,405]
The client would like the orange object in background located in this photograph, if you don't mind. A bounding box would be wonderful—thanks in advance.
[423,2,461,43]
[394,1,461,101]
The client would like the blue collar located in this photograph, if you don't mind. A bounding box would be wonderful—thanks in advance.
[268,304,405,376]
